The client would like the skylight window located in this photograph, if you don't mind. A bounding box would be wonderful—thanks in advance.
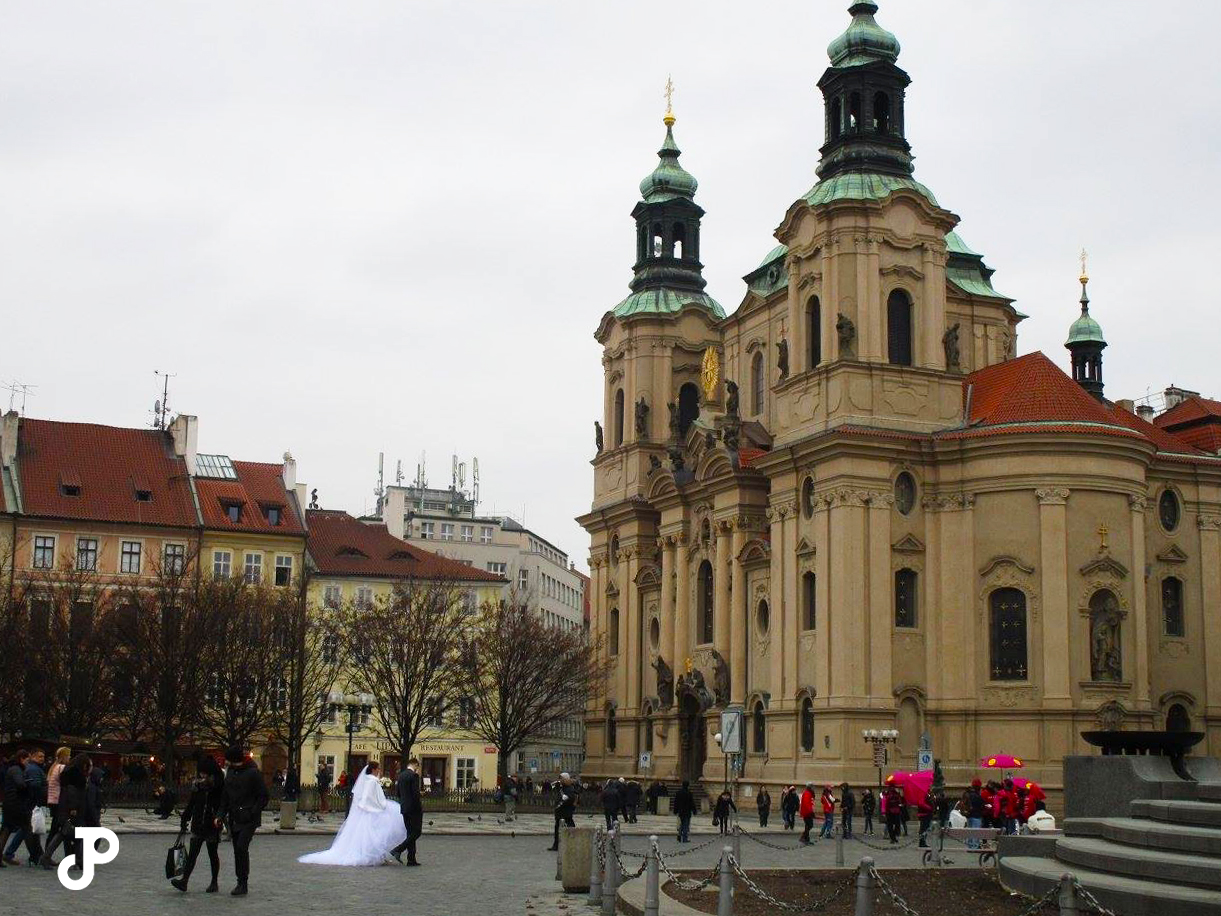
[196,454,238,479]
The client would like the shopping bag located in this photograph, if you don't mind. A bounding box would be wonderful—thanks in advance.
[31,806,49,835]
[165,837,186,879]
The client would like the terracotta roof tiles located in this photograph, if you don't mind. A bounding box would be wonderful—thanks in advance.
[195,460,304,535]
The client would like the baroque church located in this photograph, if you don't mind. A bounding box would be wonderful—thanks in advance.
[578,1,1221,794]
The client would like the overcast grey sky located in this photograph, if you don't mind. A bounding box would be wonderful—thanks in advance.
[3,1,1218,569]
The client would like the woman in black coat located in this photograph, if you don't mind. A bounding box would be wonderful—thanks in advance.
[54,754,92,872]
[713,790,737,835]
[171,757,225,894]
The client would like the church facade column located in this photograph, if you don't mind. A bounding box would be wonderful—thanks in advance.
[730,521,748,705]
[920,241,947,370]
[672,533,690,670]
[625,545,642,712]
[786,256,802,375]
[867,492,893,704]
[623,341,637,445]
[813,493,832,700]
[1198,515,1221,743]
[768,502,788,704]
[865,235,882,362]
[934,493,976,704]
[828,488,868,700]
[659,535,676,696]
[1036,488,1072,707]
[714,520,732,671]
[588,555,605,712]
[1129,496,1150,710]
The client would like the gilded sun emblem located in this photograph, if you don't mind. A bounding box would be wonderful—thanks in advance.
[700,346,720,403]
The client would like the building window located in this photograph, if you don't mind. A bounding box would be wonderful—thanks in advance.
[802,572,816,630]
[225,502,242,523]
[163,543,186,575]
[606,707,617,753]
[989,587,1028,681]
[488,562,507,575]
[698,559,714,644]
[270,675,287,711]
[802,477,816,519]
[518,568,529,591]
[1166,703,1191,733]
[421,522,434,539]
[887,289,913,366]
[441,523,454,541]
[756,599,770,636]
[872,91,891,132]
[1159,489,1181,532]
[678,383,700,439]
[800,698,814,753]
[461,525,474,542]
[456,757,476,790]
[213,550,232,580]
[33,535,55,569]
[356,586,373,608]
[324,585,342,607]
[751,351,765,416]
[609,608,619,655]
[244,553,263,584]
[753,701,766,753]
[894,568,918,628]
[262,505,281,526]
[275,555,293,587]
[614,388,625,447]
[76,538,98,572]
[120,541,142,574]
[807,296,821,367]
[1163,577,1184,637]
[480,526,493,544]
[894,472,916,515]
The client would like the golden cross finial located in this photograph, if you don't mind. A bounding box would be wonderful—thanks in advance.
[664,75,676,122]
[1079,248,1089,284]
[1098,523,1109,551]
[684,655,693,674]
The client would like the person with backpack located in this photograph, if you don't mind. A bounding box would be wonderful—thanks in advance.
[780,786,799,830]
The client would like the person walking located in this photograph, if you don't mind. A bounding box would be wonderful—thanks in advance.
[600,779,621,831]
[55,754,91,875]
[84,766,105,830]
[0,748,45,867]
[503,774,519,822]
[840,783,856,838]
[780,786,798,830]
[217,746,268,896]
[818,785,837,839]
[317,762,332,815]
[389,757,423,866]
[917,788,936,848]
[966,779,985,849]
[36,747,71,869]
[624,779,642,823]
[713,789,736,835]
[171,756,225,893]
[756,786,771,828]
[884,786,903,844]
[861,788,875,836]
[673,781,695,843]
[798,782,816,845]
[546,773,577,852]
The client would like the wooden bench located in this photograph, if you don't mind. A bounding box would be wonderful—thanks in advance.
[922,826,1005,868]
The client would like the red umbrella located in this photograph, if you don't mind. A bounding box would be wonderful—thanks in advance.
[980,754,1025,769]
[885,770,934,805]
[1018,779,1045,802]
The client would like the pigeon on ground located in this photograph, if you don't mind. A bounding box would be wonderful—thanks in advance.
[467,816,475,822]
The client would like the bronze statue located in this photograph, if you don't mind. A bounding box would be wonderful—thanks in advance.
[648,454,662,475]
[725,380,739,419]
[634,397,650,439]
[668,445,685,473]
[777,339,789,380]
[594,420,604,453]
[942,322,961,370]
[836,313,856,357]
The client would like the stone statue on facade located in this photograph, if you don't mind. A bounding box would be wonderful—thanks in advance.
[711,649,730,707]
[723,421,740,453]
[1090,594,1123,682]
[594,420,604,453]
[725,380,739,419]
[634,396,650,439]
[667,402,681,442]
[309,488,319,509]
[652,656,674,709]
[676,666,713,711]
[777,339,789,380]
[836,313,857,358]
[943,322,961,370]
[648,454,662,475]
[668,445,685,473]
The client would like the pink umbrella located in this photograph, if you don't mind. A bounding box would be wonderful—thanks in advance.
[885,770,934,805]
[980,754,1025,770]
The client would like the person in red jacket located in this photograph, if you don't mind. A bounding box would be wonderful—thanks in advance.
[818,785,837,839]
[917,789,936,848]
[798,783,816,845]
[1000,779,1019,834]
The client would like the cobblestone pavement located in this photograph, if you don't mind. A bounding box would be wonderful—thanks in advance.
[0,826,938,915]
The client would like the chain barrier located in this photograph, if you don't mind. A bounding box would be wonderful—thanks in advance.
[849,831,922,851]
[1073,879,1119,916]
[648,835,720,857]
[737,826,810,852]
[1011,885,1061,916]
[727,853,855,912]
[868,865,924,916]
[652,841,722,892]
[611,846,648,881]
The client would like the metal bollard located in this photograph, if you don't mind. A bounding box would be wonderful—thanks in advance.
[589,827,603,907]
[1058,872,1079,916]
[644,835,660,916]
[836,825,845,867]
[732,820,742,868]
[854,856,875,916]
[601,828,618,916]
[717,845,733,916]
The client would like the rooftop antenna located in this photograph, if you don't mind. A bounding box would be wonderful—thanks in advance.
[4,381,36,415]
[152,370,176,430]
[395,459,404,486]
[458,461,466,492]
[375,452,385,513]
[472,457,480,507]
[451,454,458,491]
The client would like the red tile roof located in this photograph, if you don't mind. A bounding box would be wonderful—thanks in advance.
[16,419,198,527]
[306,509,506,583]
[963,352,1122,428]
[195,460,304,535]
[738,447,767,468]
[1105,403,1206,456]
[1152,396,1221,453]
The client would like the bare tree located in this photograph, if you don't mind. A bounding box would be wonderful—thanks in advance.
[458,596,609,782]
[0,545,33,743]
[334,578,466,770]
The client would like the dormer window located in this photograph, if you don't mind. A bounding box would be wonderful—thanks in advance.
[59,471,82,497]
[264,505,282,526]
[61,484,81,497]
[135,489,152,502]
[223,502,242,523]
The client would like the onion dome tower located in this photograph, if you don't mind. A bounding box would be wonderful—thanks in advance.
[1066,257,1107,400]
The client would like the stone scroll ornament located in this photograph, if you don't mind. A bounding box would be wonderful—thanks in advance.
[836,313,856,357]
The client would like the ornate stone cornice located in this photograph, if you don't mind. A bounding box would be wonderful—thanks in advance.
[922,492,976,512]
[1035,487,1070,506]
[732,514,767,533]
[1199,515,1221,531]
[870,493,896,510]
[1128,495,1148,513]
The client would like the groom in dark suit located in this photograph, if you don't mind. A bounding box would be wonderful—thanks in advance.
[390,757,423,866]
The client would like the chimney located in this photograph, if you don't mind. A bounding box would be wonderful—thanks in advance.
[282,451,297,491]
[1,410,18,467]
[1115,399,1135,414]
[1164,385,1201,411]
[1136,404,1156,422]
[382,487,406,539]
[169,414,199,475]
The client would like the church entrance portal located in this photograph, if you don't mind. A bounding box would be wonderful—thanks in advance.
[679,693,706,784]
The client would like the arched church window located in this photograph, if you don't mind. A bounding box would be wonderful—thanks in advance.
[830,97,842,140]
[989,588,1027,681]
[756,599,770,636]
[894,568,918,628]
[651,222,664,258]
[753,701,766,753]
[698,560,714,644]
[751,351,765,416]
[643,708,654,753]
[800,698,815,752]
[614,389,625,447]
[609,607,619,655]
[807,296,822,367]
[1163,577,1185,638]
[1089,589,1123,682]
[672,222,685,259]
[606,706,617,752]
[887,289,913,366]
[873,92,891,133]
[802,572,816,630]
[801,477,815,519]
[1166,703,1190,733]
[678,383,700,439]
[848,92,861,130]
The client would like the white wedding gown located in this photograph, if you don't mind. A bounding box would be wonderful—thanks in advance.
[298,768,407,866]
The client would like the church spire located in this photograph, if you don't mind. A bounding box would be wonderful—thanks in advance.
[1066,250,1107,400]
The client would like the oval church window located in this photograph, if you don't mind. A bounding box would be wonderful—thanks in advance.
[1159,489,1180,533]
[894,472,916,515]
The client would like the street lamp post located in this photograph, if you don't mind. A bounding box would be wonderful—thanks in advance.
[861,729,899,788]
[334,690,373,812]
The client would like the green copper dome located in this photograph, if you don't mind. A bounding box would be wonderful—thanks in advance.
[1066,281,1106,345]
[639,120,698,203]
[802,171,938,208]
[827,1,901,68]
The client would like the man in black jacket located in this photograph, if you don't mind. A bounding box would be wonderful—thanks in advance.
[217,746,268,896]
[390,757,423,865]
[547,773,577,852]
[673,780,696,843]
[0,749,44,866]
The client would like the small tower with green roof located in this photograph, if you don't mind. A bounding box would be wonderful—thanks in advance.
[1066,255,1107,400]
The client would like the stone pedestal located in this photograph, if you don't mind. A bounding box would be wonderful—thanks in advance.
[560,826,593,892]
[279,800,297,830]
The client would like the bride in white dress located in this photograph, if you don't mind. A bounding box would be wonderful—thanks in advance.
[298,763,407,866]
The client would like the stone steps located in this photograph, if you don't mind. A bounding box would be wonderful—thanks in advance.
[1055,835,1221,890]
[1001,854,1221,916]
[1199,783,1221,802]
[1067,816,1221,857]
[1131,798,1221,828]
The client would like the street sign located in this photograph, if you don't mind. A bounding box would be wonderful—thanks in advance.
[917,750,934,772]
[720,707,744,754]
[872,744,887,768]
[639,752,652,769]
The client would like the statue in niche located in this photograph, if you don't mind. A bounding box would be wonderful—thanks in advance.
[776,339,789,380]
[594,421,604,453]
[648,454,661,475]
[1089,591,1123,682]
[1000,329,1015,360]
[677,666,714,711]
[668,402,681,442]
[711,649,730,707]
[652,656,674,709]
[634,397,650,439]
[836,313,857,357]
[725,380,739,419]
[943,322,961,370]
[668,445,685,473]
